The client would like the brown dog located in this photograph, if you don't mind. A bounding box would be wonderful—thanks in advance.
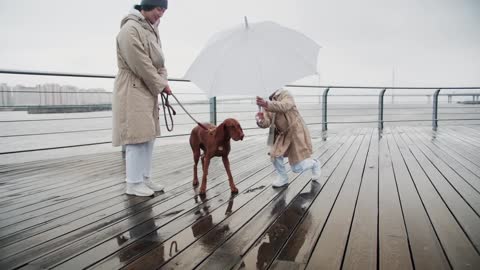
[189,118,244,195]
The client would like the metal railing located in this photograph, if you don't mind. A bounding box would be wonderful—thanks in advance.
[1,69,479,154]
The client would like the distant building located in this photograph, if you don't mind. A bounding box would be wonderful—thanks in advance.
[0,83,13,106]
[0,83,112,106]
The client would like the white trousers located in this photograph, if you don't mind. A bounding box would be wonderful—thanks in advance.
[125,140,155,183]
[273,156,317,180]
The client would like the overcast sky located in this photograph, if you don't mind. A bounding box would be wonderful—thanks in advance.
[0,0,479,91]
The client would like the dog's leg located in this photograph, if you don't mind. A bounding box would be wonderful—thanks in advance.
[192,148,201,186]
[200,153,211,195]
[222,156,238,194]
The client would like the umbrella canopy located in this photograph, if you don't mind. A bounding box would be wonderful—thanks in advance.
[184,17,321,97]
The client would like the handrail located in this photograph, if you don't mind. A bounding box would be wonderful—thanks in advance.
[286,83,480,90]
[0,69,188,82]
[1,69,479,89]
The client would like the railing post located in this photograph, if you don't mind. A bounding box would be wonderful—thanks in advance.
[322,88,330,131]
[433,89,441,131]
[210,96,217,125]
[378,88,387,130]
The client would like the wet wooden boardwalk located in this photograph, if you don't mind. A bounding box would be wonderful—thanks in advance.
[0,126,479,270]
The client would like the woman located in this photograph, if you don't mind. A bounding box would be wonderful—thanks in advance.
[112,0,171,196]
[256,89,321,187]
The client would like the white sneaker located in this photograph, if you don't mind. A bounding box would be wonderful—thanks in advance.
[144,178,164,192]
[125,183,154,196]
[272,176,289,188]
[312,159,321,181]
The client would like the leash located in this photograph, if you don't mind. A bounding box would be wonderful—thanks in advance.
[160,92,209,131]
[160,92,176,132]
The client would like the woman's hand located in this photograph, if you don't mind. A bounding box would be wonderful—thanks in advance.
[163,85,172,95]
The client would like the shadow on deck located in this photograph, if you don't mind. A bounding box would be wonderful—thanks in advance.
[0,126,479,269]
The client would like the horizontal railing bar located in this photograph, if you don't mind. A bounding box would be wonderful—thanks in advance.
[308,118,480,125]
[291,94,480,97]
[4,111,479,124]
[0,116,112,123]
[2,69,479,90]
[0,90,208,97]
[301,106,480,110]
[1,104,475,110]
[286,84,480,90]
[0,90,112,94]
[0,69,188,83]
[0,128,112,138]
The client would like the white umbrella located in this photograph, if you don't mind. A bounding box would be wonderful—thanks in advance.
[184,17,321,98]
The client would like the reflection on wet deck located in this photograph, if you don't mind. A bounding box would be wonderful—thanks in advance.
[0,126,479,269]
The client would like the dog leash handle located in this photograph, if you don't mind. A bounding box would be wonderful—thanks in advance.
[160,92,176,132]
[162,93,208,131]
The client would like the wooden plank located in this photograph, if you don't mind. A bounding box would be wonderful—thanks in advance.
[0,185,126,240]
[53,157,278,270]
[1,142,271,269]
[101,133,346,269]
[117,131,349,270]
[412,128,480,177]
[193,131,357,270]
[0,143,254,218]
[377,129,413,270]
[0,152,120,179]
[397,127,480,252]
[452,126,480,141]
[0,147,188,201]
[342,129,380,270]
[442,126,480,149]
[402,128,480,215]
[0,142,195,191]
[409,129,480,189]
[134,167,313,270]
[385,128,450,270]
[153,131,362,270]
[0,155,123,191]
[304,130,372,270]
[423,130,480,167]
[219,131,359,270]
[0,154,185,218]
[0,141,256,233]
[260,130,367,269]
[448,126,480,143]
[1,127,477,270]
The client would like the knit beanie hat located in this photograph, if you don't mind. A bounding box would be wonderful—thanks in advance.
[135,0,168,10]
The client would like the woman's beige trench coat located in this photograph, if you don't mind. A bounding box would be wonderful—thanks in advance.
[257,90,313,164]
[112,10,169,147]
